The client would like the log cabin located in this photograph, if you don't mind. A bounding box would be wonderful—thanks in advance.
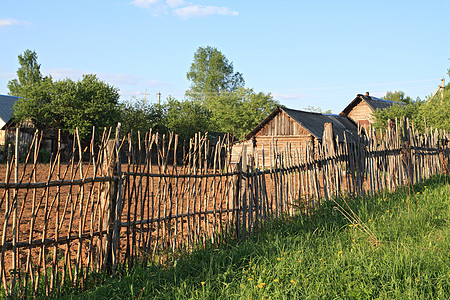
[0,94,20,147]
[231,106,359,166]
[340,92,399,127]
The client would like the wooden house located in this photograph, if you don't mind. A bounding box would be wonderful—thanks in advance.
[0,95,20,147]
[231,107,358,166]
[0,95,57,160]
[340,93,399,127]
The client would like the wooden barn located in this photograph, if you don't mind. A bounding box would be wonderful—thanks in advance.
[340,92,399,127]
[0,94,20,147]
[231,106,359,166]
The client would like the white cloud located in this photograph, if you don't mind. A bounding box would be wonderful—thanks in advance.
[0,18,31,28]
[166,0,186,8]
[130,0,238,18]
[0,71,15,80]
[131,0,161,9]
[173,5,238,18]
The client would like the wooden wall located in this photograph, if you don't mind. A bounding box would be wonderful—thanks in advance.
[232,111,317,166]
[347,101,374,125]
[256,110,310,136]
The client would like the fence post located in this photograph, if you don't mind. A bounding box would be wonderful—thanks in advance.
[401,118,413,189]
[100,139,117,272]
[231,155,242,239]
[111,124,123,273]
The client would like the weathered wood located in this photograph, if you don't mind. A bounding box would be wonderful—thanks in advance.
[0,118,449,297]
[99,139,117,272]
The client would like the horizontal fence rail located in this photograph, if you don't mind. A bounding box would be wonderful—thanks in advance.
[0,119,449,297]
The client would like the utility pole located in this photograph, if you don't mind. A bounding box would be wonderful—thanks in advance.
[429,78,445,102]
[141,89,150,105]
[157,92,161,106]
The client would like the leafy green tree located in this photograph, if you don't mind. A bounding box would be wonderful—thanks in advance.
[51,75,121,138]
[9,50,121,140]
[120,98,167,135]
[212,88,278,139]
[372,101,422,131]
[13,74,120,139]
[186,46,244,102]
[382,91,413,104]
[163,97,212,141]
[418,85,450,132]
[182,46,280,140]
[373,86,450,133]
[12,77,55,127]
[7,49,44,97]
[373,91,422,131]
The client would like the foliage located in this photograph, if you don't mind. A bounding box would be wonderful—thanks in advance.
[382,90,413,104]
[9,50,121,141]
[163,97,212,141]
[373,87,450,133]
[211,88,279,139]
[13,74,120,140]
[120,98,167,136]
[372,101,422,131]
[7,49,44,96]
[52,74,121,138]
[183,46,278,140]
[418,85,450,132]
[65,175,450,299]
[186,46,244,102]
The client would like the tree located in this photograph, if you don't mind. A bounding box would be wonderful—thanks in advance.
[13,74,120,140]
[382,91,413,104]
[120,98,167,135]
[372,101,422,131]
[9,50,122,140]
[50,74,121,138]
[211,88,278,139]
[373,87,450,133]
[8,49,45,97]
[418,85,450,132]
[186,46,244,102]
[164,98,212,141]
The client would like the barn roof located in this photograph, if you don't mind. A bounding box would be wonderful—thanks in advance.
[0,95,19,126]
[340,94,399,116]
[245,106,358,142]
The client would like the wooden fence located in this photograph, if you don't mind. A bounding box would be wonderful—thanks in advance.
[0,119,449,297]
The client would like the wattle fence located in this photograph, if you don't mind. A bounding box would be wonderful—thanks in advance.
[0,119,449,297]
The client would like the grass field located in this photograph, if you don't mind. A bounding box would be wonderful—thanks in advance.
[62,175,450,299]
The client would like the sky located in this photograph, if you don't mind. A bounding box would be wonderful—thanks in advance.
[1,0,449,114]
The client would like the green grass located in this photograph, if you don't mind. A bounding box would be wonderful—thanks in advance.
[61,175,449,299]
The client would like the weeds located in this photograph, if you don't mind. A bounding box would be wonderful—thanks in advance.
[49,175,450,298]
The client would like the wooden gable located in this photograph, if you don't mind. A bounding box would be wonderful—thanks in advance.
[255,110,310,137]
[347,100,374,125]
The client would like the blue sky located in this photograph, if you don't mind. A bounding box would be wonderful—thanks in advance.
[1,0,449,113]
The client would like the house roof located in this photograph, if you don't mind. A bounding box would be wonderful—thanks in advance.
[245,106,358,142]
[340,94,400,116]
[0,95,19,126]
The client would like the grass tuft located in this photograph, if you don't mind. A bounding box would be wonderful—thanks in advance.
[59,175,450,299]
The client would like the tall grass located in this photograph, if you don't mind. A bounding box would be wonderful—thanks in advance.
[62,175,449,299]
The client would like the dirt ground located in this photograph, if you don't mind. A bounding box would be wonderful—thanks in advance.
[0,162,237,288]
